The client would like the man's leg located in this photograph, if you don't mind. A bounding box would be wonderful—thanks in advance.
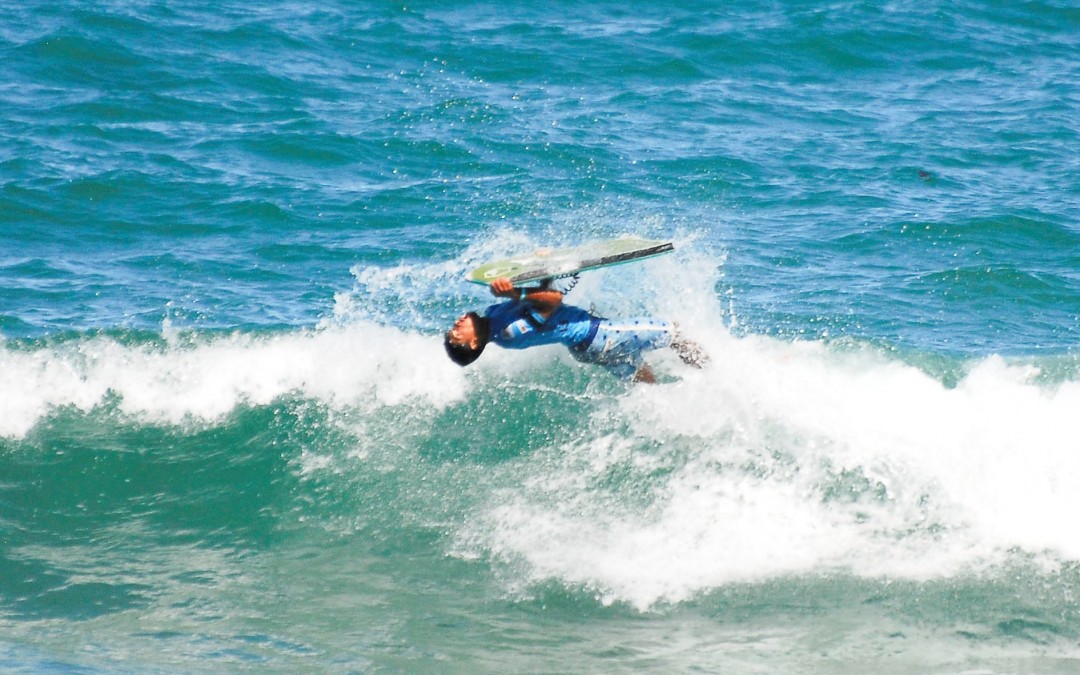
[631,364,657,384]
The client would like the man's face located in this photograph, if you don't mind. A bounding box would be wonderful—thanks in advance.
[447,313,480,349]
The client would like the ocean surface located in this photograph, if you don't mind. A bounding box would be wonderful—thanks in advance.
[3,0,1080,672]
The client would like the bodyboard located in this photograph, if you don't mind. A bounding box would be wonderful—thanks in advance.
[467,237,674,287]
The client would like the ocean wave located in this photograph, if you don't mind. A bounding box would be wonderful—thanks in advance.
[8,310,1074,610]
[455,334,1080,609]
[0,322,465,439]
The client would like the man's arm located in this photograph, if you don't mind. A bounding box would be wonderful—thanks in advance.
[490,277,563,317]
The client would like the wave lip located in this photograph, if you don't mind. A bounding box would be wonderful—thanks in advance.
[0,323,464,439]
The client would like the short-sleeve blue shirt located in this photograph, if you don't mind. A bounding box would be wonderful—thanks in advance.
[484,299,596,350]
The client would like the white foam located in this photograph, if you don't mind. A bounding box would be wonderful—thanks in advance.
[460,326,1080,609]
[0,322,466,438]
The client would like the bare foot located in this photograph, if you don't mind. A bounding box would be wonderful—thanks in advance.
[670,334,708,368]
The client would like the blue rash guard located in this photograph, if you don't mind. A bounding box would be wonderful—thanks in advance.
[483,299,598,351]
[483,298,675,379]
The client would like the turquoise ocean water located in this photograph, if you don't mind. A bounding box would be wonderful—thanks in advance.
[3,1,1080,671]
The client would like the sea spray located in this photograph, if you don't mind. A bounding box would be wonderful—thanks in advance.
[455,330,1080,609]
[0,323,464,439]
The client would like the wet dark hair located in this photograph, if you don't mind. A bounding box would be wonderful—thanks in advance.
[444,312,490,366]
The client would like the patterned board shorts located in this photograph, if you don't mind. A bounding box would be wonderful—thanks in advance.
[571,318,674,380]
